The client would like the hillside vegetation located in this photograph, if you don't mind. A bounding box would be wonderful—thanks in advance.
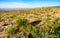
[0,7,60,38]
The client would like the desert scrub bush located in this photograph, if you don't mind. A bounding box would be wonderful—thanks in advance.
[45,18,60,38]
[5,26,16,35]
[16,17,28,27]
[5,17,29,38]
[29,26,42,38]
[9,15,16,18]
[16,17,30,37]
[46,29,59,38]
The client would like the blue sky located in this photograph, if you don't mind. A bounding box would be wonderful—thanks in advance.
[0,0,60,8]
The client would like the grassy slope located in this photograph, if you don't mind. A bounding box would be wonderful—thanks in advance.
[0,7,60,22]
[0,6,60,38]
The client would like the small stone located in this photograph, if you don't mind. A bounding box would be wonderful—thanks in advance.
[2,23,8,26]
[0,26,4,32]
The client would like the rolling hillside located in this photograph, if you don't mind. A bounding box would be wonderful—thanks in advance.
[0,6,60,38]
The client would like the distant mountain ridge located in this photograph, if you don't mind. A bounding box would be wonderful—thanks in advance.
[0,6,60,11]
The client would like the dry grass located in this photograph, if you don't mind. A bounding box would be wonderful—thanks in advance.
[0,7,60,38]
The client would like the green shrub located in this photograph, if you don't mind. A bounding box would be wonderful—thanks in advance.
[9,15,16,18]
[16,17,28,27]
[5,26,16,35]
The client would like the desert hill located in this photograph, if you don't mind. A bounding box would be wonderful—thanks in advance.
[0,6,60,38]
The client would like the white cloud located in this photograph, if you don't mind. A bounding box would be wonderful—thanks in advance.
[0,2,59,8]
[0,2,34,8]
